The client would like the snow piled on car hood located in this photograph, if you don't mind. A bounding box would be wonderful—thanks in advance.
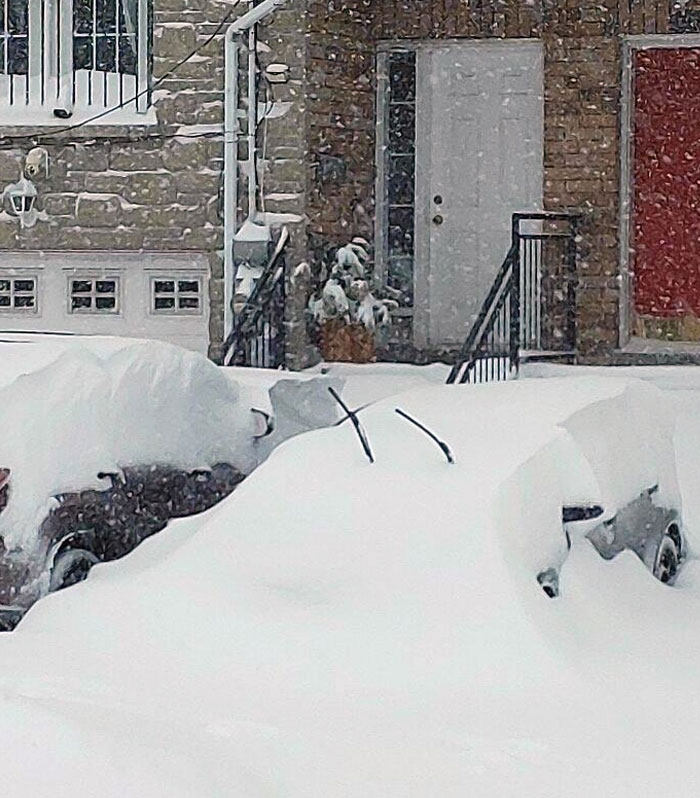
[0,340,258,552]
[0,374,694,797]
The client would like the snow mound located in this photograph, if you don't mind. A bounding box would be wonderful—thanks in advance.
[0,340,256,551]
[0,375,690,796]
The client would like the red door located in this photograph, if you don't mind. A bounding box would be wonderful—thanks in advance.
[633,48,700,322]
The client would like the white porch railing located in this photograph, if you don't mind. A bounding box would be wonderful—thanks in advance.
[0,0,149,124]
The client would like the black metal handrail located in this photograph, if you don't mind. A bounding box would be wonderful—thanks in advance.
[447,212,580,385]
[223,226,289,368]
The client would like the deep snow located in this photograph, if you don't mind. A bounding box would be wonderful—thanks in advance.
[1,367,699,796]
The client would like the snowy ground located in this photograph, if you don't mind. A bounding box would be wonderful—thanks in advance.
[2,359,700,796]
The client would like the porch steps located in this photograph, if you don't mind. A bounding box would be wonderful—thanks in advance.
[606,350,700,367]
[520,349,576,364]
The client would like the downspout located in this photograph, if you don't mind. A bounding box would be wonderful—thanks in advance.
[223,0,289,339]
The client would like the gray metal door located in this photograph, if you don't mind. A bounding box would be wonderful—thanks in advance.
[415,41,543,347]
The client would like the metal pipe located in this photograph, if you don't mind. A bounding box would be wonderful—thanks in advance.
[223,36,240,337]
[223,0,289,349]
[247,23,257,220]
[228,0,288,34]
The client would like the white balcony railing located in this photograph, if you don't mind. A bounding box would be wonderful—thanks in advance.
[0,0,150,125]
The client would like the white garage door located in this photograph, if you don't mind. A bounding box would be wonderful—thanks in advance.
[0,253,210,354]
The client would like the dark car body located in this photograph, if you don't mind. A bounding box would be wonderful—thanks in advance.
[0,463,244,629]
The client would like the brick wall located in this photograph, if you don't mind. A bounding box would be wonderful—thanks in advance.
[306,0,376,255]
[293,0,699,361]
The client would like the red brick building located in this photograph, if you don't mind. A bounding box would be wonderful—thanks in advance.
[258,0,700,366]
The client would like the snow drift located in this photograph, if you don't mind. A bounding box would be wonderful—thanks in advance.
[0,374,692,797]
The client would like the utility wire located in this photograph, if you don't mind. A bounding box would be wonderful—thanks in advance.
[0,0,242,149]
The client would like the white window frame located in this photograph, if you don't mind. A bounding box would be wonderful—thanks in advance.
[150,275,203,316]
[0,0,152,125]
[0,272,39,314]
[67,273,120,314]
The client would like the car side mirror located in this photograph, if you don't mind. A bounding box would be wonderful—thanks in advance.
[251,408,275,439]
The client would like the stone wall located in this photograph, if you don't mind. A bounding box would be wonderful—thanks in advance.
[0,0,230,356]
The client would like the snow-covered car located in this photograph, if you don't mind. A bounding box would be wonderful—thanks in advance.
[540,488,685,598]
[0,374,693,798]
[0,334,339,629]
[494,376,686,596]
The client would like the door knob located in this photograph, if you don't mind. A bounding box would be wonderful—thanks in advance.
[432,214,444,226]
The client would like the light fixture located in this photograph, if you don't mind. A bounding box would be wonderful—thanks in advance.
[3,177,38,228]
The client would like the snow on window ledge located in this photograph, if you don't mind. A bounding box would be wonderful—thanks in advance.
[0,105,158,129]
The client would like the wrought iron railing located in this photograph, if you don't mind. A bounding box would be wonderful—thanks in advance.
[447,212,580,385]
[223,226,288,369]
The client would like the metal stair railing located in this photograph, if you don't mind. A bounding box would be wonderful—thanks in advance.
[447,212,580,385]
[223,226,289,368]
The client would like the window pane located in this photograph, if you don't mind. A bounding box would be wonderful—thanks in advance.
[385,51,416,308]
[388,165,414,207]
[389,52,415,103]
[0,280,10,292]
[178,297,199,310]
[388,255,414,304]
[95,296,116,310]
[388,104,415,155]
[7,0,28,34]
[73,37,93,70]
[96,280,116,293]
[71,280,92,293]
[154,280,175,294]
[95,37,115,71]
[14,295,34,307]
[118,35,137,75]
[72,296,92,310]
[74,0,93,34]
[388,208,414,256]
[0,296,10,307]
[96,0,116,33]
[178,280,199,293]
[154,297,175,310]
[7,37,27,74]
[14,278,34,292]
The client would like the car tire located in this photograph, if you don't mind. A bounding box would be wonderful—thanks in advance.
[49,548,100,593]
[650,534,680,585]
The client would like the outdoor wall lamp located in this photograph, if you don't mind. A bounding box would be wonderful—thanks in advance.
[3,177,38,228]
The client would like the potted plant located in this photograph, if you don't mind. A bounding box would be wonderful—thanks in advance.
[309,238,398,363]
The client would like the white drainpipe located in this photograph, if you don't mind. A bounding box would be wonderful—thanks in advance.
[223,0,289,338]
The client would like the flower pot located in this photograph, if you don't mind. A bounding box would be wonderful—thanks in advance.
[320,320,376,363]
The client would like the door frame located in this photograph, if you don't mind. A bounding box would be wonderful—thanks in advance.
[375,38,543,350]
[619,34,700,346]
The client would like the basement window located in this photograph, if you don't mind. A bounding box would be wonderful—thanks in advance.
[69,277,119,313]
[0,275,37,311]
[151,277,202,314]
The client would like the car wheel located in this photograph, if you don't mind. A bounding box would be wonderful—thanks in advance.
[650,534,680,585]
[49,548,100,592]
